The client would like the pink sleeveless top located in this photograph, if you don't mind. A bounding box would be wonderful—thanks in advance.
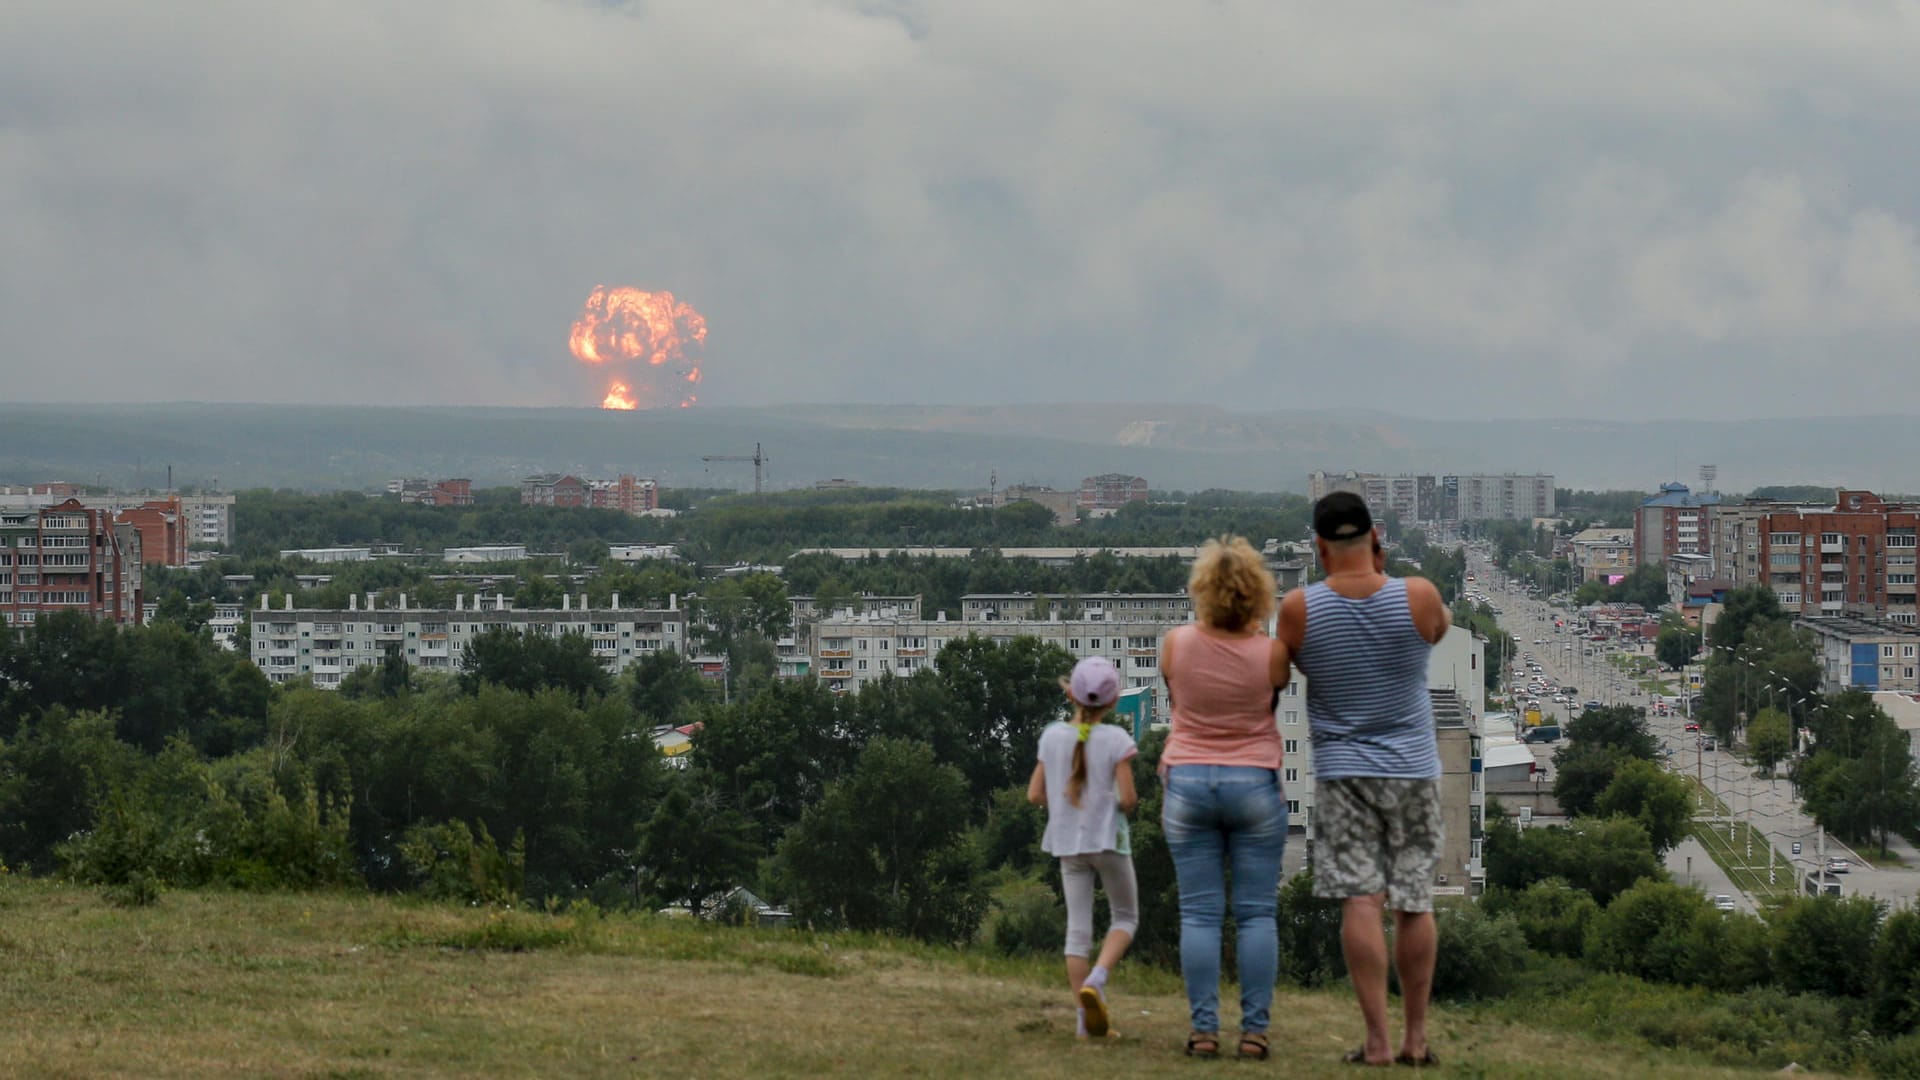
[1160,623,1283,770]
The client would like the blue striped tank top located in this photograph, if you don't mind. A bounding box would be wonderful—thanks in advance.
[1294,577,1440,780]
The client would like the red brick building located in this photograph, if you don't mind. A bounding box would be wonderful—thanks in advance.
[1715,490,1920,625]
[0,499,144,626]
[523,473,656,514]
[115,497,190,567]
[1078,473,1149,511]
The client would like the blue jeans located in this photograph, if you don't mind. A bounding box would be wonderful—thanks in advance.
[1162,764,1287,1035]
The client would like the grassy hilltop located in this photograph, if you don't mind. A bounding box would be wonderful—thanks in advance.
[0,879,1827,1079]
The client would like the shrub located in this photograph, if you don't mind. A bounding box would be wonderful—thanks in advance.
[1771,894,1884,1000]
[1275,869,1345,988]
[1870,1031,1920,1079]
[1430,904,1528,1000]
[986,877,1065,957]
[1873,907,1920,1035]
[398,821,526,906]
[1507,878,1599,958]
[1585,879,1714,985]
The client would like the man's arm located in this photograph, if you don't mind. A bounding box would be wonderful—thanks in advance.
[1276,588,1307,657]
[1404,576,1449,645]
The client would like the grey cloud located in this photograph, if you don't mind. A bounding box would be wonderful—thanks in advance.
[2,0,1919,420]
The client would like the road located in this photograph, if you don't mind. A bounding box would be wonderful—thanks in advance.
[1665,836,1757,915]
[1468,549,1920,909]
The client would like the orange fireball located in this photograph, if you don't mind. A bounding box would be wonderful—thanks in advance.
[571,285,708,409]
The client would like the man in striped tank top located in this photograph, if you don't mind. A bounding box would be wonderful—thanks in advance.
[1276,492,1450,1068]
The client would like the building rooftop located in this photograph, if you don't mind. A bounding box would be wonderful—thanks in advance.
[1641,482,1722,509]
[1793,615,1920,640]
[1429,687,1470,729]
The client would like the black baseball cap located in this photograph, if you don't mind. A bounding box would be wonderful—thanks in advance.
[1313,491,1374,540]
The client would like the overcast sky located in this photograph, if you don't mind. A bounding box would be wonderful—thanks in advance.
[5,1,1919,420]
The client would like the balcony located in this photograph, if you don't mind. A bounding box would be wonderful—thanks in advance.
[895,648,927,658]
[819,649,852,659]
[1821,541,1845,554]
[820,668,853,679]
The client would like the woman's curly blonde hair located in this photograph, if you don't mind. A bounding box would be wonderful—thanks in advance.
[1188,535,1277,632]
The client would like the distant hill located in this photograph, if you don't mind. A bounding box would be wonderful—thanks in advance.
[0,402,1909,495]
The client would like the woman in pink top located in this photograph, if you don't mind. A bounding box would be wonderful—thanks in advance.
[1158,536,1289,1060]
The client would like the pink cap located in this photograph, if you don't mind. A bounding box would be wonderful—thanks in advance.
[1069,656,1121,708]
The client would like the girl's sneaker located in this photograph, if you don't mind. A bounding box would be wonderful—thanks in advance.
[1077,985,1110,1038]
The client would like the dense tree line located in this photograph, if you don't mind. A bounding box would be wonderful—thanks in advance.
[229,488,1312,570]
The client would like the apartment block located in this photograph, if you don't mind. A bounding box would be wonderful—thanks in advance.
[1636,482,1719,566]
[1308,472,1552,523]
[1452,474,1556,522]
[1566,528,1636,582]
[1078,473,1149,511]
[0,499,144,627]
[1711,490,1920,625]
[114,497,190,567]
[1795,615,1920,694]
[391,478,475,507]
[178,494,237,547]
[520,473,658,514]
[248,591,688,689]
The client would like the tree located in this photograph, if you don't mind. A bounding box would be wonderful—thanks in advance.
[1274,869,1347,988]
[458,626,611,703]
[1484,815,1662,906]
[776,738,987,944]
[1504,878,1600,958]
[1562,704,1659,760]
[1747,707,1792,776]
[627,648,708,726]
[1584,879,1718,986]
[1594,758,1693,855]
[636,777,761,917]
[1873,907,1920,1035]
[1552,744,1628,819]
[933,635,1075,802]
[1655,627,1699,671]
[1706,585,1785,653]
[1771,895,1884,999]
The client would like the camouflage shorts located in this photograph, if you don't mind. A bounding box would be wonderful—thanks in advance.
[1312,777,1443,912]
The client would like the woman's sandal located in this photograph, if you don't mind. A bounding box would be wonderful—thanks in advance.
[1186,1031,1220,1058]
[1237,1032,1270,1060]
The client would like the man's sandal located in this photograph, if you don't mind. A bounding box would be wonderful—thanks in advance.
[1237,1032,1270,1060]
[1186,1031,1220,1058]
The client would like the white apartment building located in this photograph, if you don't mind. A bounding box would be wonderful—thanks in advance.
[141,601,246,650]
[810,610,1178,700]
[249,591,688,688]
[960,592,1192,623]
[443,545,528,563]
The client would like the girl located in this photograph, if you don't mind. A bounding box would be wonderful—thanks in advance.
[1027,656,1140,1040]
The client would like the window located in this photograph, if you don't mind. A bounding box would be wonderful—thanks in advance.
[1068,639,1081,651]
[1885,645,1897,658]
[1287,800,1301,815]
[1284,739,1298,754]
[1283,710,1300,725]
[1284,768,1298,783]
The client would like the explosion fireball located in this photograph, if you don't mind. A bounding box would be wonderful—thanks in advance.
[569,286,708,409]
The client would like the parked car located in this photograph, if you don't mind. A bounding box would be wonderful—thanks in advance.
[1826,858,1851,874]
[1713,894,1736,912]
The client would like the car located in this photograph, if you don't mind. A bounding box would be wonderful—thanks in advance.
[1713,894,1736,912]
[1826,858,1851,874]
[1701,737,1717,751]
[1684,721,1700,732]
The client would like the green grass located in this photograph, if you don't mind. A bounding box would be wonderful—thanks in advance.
[0,876,1830,1078]
[1680,778,1794,906]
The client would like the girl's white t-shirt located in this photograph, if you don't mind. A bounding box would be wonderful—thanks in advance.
[1037,721,1138,857]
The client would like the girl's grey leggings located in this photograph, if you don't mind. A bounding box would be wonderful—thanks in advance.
[1060,850,1139,956]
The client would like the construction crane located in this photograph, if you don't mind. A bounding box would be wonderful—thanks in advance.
[702,442,769,495]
